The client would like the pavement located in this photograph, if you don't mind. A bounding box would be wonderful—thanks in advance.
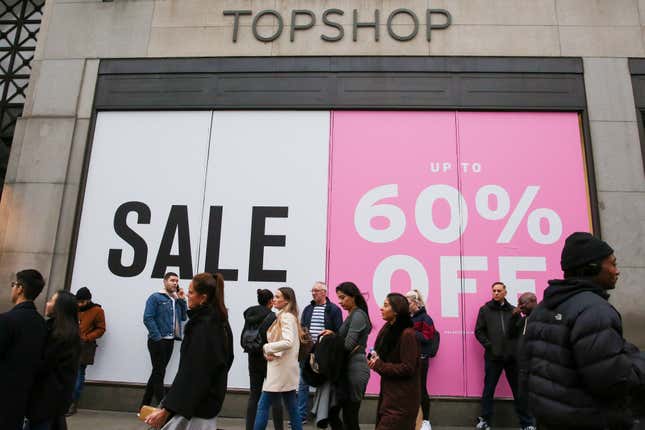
[67,409,512,430]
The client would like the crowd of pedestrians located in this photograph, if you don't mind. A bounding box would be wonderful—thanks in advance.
[1,232,645,430]
[0,271,103,430]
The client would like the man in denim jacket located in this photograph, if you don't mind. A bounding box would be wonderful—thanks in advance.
[141,272,187,408]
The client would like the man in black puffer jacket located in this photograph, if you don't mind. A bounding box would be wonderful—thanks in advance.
[525,232,645,430]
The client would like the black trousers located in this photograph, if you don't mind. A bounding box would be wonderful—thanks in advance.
[24,415,68,430]
[246,368,284,430]
[328,401,361,430]
[420,357,431,420]
[142,339,174,407]
[2,416,23,430]
[517,368,531,426]
[480,357,533,428]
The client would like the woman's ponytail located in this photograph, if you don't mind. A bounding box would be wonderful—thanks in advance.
[192,272,228,320]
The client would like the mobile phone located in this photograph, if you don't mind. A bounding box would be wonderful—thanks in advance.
[138,405,158,421]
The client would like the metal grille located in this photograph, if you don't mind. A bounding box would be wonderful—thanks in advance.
[0,0,44,187]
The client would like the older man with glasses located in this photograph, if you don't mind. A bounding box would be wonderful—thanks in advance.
[0,269,48,430]
[297,281,342,424]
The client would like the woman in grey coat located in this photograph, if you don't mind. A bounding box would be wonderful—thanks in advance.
[320,282,371,430]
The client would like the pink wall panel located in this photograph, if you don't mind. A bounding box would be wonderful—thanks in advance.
[327,111,591,397]
[457,112,592,397]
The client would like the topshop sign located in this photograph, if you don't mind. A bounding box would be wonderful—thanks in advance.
[223,8,452,43]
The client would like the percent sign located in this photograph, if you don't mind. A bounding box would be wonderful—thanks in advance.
[475,185,562,244]
[354,184,563,244]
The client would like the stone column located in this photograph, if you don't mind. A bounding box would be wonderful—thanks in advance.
[0,0,153,312]
[0,58,95,312]
[584,58,645,348]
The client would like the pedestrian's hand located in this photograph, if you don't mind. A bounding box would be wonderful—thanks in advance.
[320,329,334,337]
[367,356,379,369]
[265,353,276,362]
[144,408,169,429]
[512,307,522,316]
[177,287,185,299]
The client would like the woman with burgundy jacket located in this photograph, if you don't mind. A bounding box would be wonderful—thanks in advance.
[368,293,419,430]
[406,289,436,430]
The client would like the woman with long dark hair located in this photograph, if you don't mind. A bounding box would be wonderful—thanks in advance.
[368,293,420,430]
[25,290,81,430]
[321,282,371,430]
[242,289,284,430]
[253,287,304,430]
[145,272,234,430]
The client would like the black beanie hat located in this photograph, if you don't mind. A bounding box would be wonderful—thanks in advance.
[76,287,92,301]
[560,232,614,271]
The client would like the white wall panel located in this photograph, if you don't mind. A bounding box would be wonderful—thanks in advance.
[72,111,212,383]
[72,111,330,388]
[199,111,330,388]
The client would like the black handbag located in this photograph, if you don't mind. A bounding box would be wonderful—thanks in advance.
[79,340,98,365]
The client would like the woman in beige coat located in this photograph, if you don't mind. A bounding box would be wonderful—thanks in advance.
[253,287,303,430]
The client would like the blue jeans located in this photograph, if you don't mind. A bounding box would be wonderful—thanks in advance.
[253,391,301,430]
[74,364,87,401]
[297,368,309,421]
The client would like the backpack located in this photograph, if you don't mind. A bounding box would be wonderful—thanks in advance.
[428,329,440,358]
[241,313,272,354]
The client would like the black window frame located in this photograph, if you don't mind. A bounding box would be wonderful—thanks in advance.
[67,56,600,286]
[628,58,645,177]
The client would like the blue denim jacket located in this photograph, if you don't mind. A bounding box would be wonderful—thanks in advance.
[143,292,188,341]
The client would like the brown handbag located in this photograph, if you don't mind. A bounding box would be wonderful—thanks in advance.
[298,328,313,362]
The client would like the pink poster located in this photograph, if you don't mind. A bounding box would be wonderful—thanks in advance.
[326,111,591,397]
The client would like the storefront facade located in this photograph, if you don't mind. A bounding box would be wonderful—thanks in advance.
[1,0,644,423]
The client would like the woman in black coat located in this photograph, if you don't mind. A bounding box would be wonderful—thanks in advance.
[145,272,234,429]
[25,290,81,430]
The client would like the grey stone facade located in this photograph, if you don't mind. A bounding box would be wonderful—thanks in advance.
[1,0,644,377]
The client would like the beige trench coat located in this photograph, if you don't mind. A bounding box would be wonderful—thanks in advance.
[262,311,300,392]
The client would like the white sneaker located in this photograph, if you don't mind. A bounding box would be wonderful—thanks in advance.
[475,417,491,430]
[420,420,432,430]
[522,427,536,430]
